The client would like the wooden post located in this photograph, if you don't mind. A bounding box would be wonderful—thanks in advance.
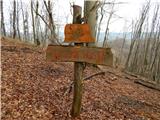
[71,5,84,117]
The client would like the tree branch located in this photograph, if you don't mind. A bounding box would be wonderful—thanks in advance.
[33,8,50,29]
[63,71,106,95]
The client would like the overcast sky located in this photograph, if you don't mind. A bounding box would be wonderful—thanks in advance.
[3,0,160,33]
[54,0,160,32]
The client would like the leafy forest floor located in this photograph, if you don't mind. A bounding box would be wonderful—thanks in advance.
[1,37,160,120]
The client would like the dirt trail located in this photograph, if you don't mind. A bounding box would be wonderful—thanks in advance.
[1,37,160,120]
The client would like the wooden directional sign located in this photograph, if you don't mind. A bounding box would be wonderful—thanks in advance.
[46,45,113,66]
[64,24,95,43]
[46,4,113,118]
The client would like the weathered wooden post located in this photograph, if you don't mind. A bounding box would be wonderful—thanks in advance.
[46,4,113,118]
[71,5,84,117]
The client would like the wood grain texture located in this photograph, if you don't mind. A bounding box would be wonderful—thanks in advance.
[64,24,95,43]
[46,45,113,66]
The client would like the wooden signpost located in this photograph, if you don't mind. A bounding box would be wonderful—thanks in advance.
[46,45,113,66]
[46,5,113,118]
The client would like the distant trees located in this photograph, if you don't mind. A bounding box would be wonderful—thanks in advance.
[102,2,115,47]
[125,2,160,83]
[43,0,57,44]
[1,0,58,46]
[34,0,58,45]
[20,0,29,41]
[95,0,125,47]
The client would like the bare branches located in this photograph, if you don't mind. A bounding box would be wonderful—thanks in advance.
[96,1,105,42]
[34,9,50,28]
[103,1,115,47]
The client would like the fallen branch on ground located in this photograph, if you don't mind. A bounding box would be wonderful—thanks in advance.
[124,71,139,78]
[64,71,106,95]
[83,71,105,80]
[134,79,160,91]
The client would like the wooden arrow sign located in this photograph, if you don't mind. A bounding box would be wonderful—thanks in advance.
[46,45,113,66]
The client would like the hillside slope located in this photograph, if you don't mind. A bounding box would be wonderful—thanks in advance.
[1,37,160,120]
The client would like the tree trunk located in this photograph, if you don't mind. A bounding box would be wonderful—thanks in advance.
[44,0,57,44]
[96,3,105,43]
[9,13,12,37]
[13,0,16,38]
[119,33,126,65]
[20,0,26,40]
[25,11,29,40]
[1,0,6,36]
[71,5,84,118]
[16,1,21,40]
[84,1,99,46]
[35,0,40,45]
[103,10,113,47]
[31,0,36,44]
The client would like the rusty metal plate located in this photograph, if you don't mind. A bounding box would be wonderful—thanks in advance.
[46,45,113,66]
[64,24,95,43]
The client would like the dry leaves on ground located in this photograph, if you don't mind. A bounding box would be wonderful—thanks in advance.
[1,37,160,120]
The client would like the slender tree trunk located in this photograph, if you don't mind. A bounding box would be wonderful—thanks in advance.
[20,0,26,40]
[119,34,126,65]
[35,0,40,45]
[13,0,16,38]
[150,40,160,71]
[96,3,104,43]
[34,0,58,44]
[16,1,21,40]
[44,12,48,40]
[103,11,113,47]
[1,0,6,36]
[125,24,136,69]
[43,0,58,44]
[103,2,114,47]
[9,13,12,37]
[25,11,29,40]
[157,54,160,84]
[31,0,36,44]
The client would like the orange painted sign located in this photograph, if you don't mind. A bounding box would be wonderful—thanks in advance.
[64,24,95,43]
[46,45,113,66]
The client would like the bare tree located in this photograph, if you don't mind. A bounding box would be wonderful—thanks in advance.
[96,1,105,42]
[1,0,6,36]
[20,0,26,40]
[103,1,115,47]
[35,0,40,44]
[13,0,16,38]
[9,12,12,37]
[16,1,21,40]
[34,0,58,44]
[31,0,36,43]
[24,10,29,40]
[44,0,57,44]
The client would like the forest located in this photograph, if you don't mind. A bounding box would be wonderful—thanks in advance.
[1,0,160,119]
